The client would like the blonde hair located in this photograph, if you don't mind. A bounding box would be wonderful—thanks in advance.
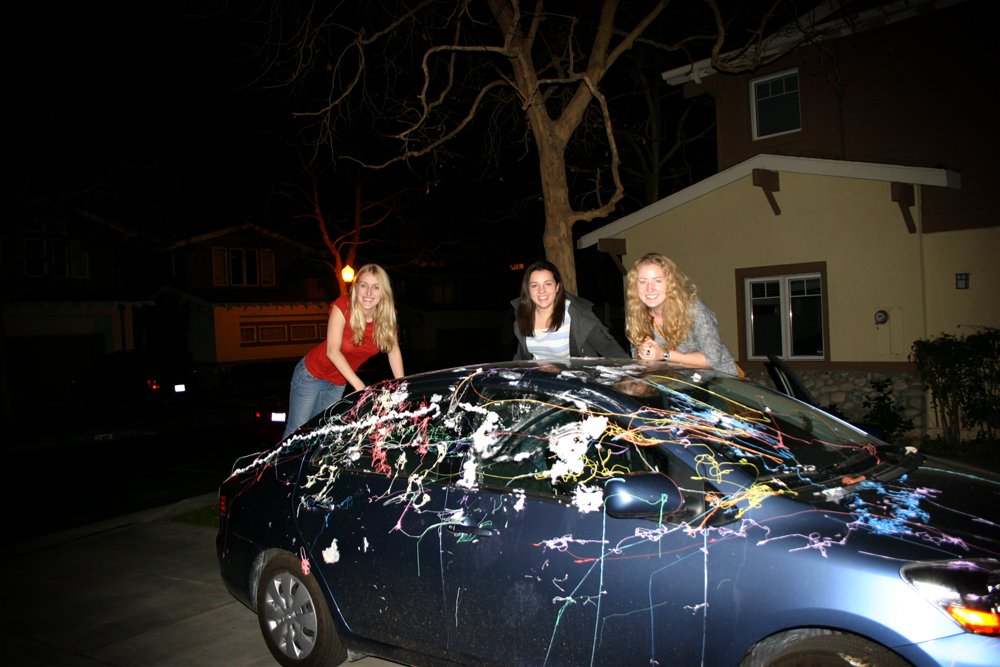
[625,253,696,350]
[349,264,398,353]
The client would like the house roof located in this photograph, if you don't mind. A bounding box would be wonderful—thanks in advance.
[577,154,960,249]
[165,223,311,251]
[660,0,964,87]
[156,285,330,309]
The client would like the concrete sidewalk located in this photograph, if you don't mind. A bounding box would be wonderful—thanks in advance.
[1,496,401,667]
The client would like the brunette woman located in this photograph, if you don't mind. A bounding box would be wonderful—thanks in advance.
[512,260,627,360]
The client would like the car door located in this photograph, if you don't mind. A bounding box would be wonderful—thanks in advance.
[292,383,465,659]
[439,388,710,667]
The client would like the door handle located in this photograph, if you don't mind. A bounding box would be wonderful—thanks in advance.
[447,524,496,538]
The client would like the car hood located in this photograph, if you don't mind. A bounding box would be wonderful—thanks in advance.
[827,456,1000,559]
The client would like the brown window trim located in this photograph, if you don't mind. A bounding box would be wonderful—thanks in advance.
[735,261,830,364]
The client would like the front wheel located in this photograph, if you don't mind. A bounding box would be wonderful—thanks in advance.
[768,635,911,667]
[257,552,347,667]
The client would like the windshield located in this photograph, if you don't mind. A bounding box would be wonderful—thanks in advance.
[614,369,890,485]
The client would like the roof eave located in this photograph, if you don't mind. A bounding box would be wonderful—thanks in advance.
[577,154,960,249]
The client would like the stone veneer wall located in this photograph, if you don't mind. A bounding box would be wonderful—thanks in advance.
[744,369,926,443]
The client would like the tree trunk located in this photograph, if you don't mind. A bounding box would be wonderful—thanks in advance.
[535,127,579,293]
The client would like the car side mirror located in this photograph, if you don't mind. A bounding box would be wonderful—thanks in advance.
[603,473,684,519]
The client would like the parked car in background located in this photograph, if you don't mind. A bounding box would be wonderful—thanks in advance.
[71,350,198,411]
[252,394,289,444]
[251,359,396,445]
[218,360,1000,667]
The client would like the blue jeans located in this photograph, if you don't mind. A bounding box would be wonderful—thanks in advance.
[282,357,347,439]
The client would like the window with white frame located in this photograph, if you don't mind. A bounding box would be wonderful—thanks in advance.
[744,272,824,360]
[239,319,327,347]
[751,69,801,140]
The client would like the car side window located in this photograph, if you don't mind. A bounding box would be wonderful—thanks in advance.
[464,390,622,498]
[456,388,553,494]
[308,386,455,484]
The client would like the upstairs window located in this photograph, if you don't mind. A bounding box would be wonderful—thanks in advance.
[751,69,801,140]
[23,237,88,279]
[212,247,275,287]
[427,276,460,304]
[230,249,258,286]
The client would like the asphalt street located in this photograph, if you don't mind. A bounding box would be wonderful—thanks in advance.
[5,398,266,543]
[3,398,405,667]
[1,496,404,667]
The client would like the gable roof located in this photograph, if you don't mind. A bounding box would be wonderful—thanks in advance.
[578,154,959,248]
[165,222,310,251]
[660,0,965,87]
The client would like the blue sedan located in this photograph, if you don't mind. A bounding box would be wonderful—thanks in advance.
[217,360,1000,667]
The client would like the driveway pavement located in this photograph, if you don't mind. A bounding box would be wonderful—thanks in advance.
[1,495,402,667]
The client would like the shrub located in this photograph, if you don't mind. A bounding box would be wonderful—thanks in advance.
[911,327,1000,443]
[862,378,913,443]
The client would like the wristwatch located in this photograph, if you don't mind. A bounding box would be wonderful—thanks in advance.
[662,350,671,362]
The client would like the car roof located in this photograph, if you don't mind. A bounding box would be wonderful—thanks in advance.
[399,358,714,389]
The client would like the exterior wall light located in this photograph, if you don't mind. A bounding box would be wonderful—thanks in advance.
[342,265,355,283]
[955,273,969,289]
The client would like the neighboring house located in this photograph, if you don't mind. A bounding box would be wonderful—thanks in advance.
[395,261,524,371]
[166,225,532,374]
[163,224,337,365]
[1,214,158,416]
[580,0,998,434]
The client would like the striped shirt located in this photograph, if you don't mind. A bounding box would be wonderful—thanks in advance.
[526,302,572,359]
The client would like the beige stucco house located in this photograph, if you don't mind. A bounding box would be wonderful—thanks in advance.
[578,1,998,436]
[580,154,998,431]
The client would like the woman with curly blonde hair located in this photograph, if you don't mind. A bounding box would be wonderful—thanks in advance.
[283,263,405,438]
[625,253,738,374]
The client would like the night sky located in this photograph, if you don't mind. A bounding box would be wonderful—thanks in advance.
[8,3,291,238]
[5,2,707,273]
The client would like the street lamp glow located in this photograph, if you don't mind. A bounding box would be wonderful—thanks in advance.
[342,265,355,283]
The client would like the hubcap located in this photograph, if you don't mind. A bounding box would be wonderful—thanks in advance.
[262,571,318,659]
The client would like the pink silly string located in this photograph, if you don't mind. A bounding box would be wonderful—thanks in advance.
[299,547,311,576]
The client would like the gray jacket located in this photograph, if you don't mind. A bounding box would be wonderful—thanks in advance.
[649,297,738,375]
[512,293,628,360]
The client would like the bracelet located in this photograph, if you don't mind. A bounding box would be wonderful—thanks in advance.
[662,350,671,362]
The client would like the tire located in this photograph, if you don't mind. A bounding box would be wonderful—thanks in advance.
[257,552,347,667]
[768,635,912,667]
